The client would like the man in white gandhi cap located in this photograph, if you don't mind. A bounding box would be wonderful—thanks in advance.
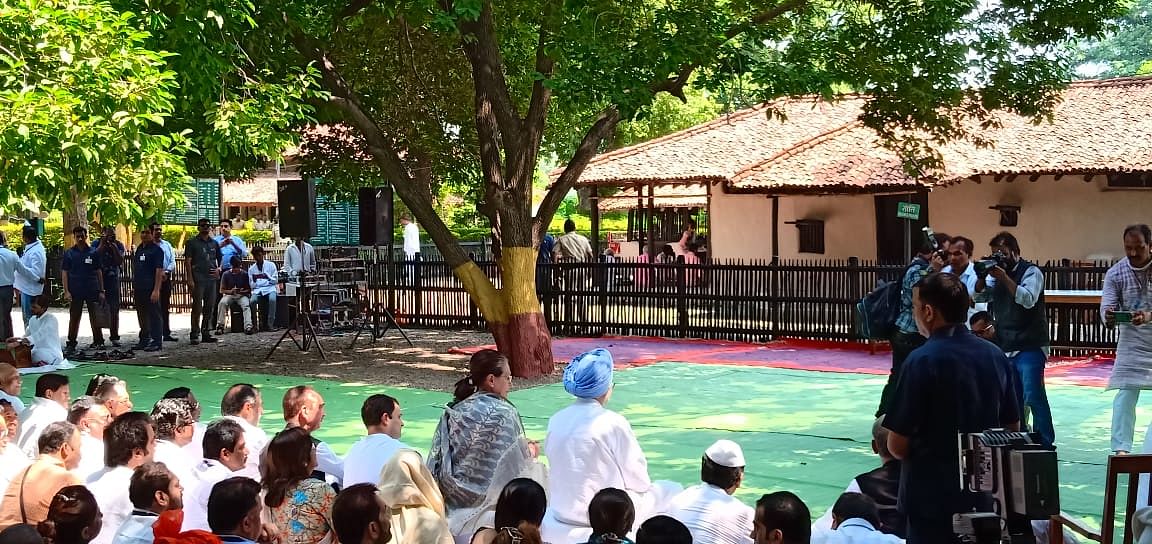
[540,348,682,544]
[662,439,756,544]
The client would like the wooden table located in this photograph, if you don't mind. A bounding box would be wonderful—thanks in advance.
[1046,290,1102,306]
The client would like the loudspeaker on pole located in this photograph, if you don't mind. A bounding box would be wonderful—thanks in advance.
[277,179,318,238]
[358,186,393,246]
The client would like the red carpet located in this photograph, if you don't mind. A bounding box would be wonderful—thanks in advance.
[449,336,1113,386]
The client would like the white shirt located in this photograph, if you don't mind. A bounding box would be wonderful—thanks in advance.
[183,458,236,531]
[403,223,420,256]
[112,511,160,544]
[0,391,25,415]
[544,398,658,526]
[26,311,64,367]
[75,432,106,481]
[314,439,344,485]
[14,240,45,295]
[88,465,136,544]
[223,415,267,480]
[0,445,31,494]
[811,518,904,544]
[154,439,196,489]
[0,246,19,287]
[17,396,68,458]
[342,433,407,487]
[942,263,985,326]
[248,261,279,296]
[283,242,316,275]
[181,422,208,459]
[663,484,755,544]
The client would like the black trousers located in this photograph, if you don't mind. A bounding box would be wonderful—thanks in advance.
[0,286,12,341]
[134,289,162,347]
[189,280,216,339]
[159,278,172,336]
[876,330,926,416]
[67,296,104,344]
[104,275,121,341]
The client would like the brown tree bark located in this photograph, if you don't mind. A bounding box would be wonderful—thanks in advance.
[62,185,87,247]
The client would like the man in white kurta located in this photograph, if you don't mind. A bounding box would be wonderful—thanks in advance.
[69,397,112,481]
[663,440,755,544]
[88,413,157,544]
[182,418,249,531]
[19,303,65,368]
[542,348,681,544]
[1104,225,1152,454]
[17,374,70,457]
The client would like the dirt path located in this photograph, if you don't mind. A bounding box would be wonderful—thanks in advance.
[23,309,563,391]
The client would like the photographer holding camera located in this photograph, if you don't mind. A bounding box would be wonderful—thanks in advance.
[975,231,1055,448]
[1101,224,1152,455]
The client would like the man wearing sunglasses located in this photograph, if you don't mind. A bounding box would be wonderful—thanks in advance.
[61,226,106,354]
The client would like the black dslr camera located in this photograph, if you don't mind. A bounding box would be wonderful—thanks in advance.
[922,226,948,261]
[974,251,1011,276]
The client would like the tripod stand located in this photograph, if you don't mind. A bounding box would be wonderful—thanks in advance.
[265,278,328,361]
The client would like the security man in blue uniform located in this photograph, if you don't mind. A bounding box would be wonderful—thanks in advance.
[884,272,1020,543]
[132,225,166,352]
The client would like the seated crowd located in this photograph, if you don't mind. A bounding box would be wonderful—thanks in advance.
[0,344,1060,544]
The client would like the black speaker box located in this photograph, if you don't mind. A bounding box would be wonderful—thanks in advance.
[278,179,317,238]
[358,186,393,246]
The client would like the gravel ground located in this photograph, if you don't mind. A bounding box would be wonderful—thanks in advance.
[13,308,564,392]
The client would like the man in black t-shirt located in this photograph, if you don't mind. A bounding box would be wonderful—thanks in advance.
[884,272,1020,544]
[132,226,166,351]
[217,256,253,334]
[184,218,221,344]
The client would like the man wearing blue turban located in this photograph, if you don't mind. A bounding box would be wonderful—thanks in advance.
[541,349,683,544]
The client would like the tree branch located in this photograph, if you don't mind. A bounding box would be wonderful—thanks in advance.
[650,0,808,101]
[286,15,473,268]
[534,107,620,241]
[458,1,521,142]
[336,0,373,23]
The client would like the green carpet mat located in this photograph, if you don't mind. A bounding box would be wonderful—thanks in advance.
[33,361,1110,521]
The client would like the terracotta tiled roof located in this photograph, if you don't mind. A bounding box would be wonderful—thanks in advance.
[599,184,708,212]
[569,77,1152,194]
[223,165,300,206]
[566,98,864,187]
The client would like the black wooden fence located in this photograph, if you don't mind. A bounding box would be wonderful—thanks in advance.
[49,250,1116,353]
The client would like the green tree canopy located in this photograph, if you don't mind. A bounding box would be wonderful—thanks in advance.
[1077,0,1152,77]
[0,0,192,224]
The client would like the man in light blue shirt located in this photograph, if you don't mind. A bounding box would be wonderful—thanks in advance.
[14,225,46,326]
[215,220,247,273]
[151,223,178,342]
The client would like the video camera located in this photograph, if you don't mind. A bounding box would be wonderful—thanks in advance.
[956,430,1060,544]
[974,251,1012,277]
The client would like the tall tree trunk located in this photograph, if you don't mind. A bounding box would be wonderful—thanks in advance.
[455,247,553,377]
[62,185,87,247]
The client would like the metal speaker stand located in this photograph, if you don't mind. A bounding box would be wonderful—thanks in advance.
[265,278,328,361]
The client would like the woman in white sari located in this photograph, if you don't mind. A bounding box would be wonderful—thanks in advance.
[428,350,546,544]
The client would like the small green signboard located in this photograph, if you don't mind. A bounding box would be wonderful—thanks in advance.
[896,201,921,220]
[312,194,361,246]
[163,178,222,226]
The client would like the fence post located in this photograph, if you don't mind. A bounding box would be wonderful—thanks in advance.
[848,256,861,341]
[769,257,781,341]
[598,255,608,335]
[413,254,423,327]
[676,255,688,337]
